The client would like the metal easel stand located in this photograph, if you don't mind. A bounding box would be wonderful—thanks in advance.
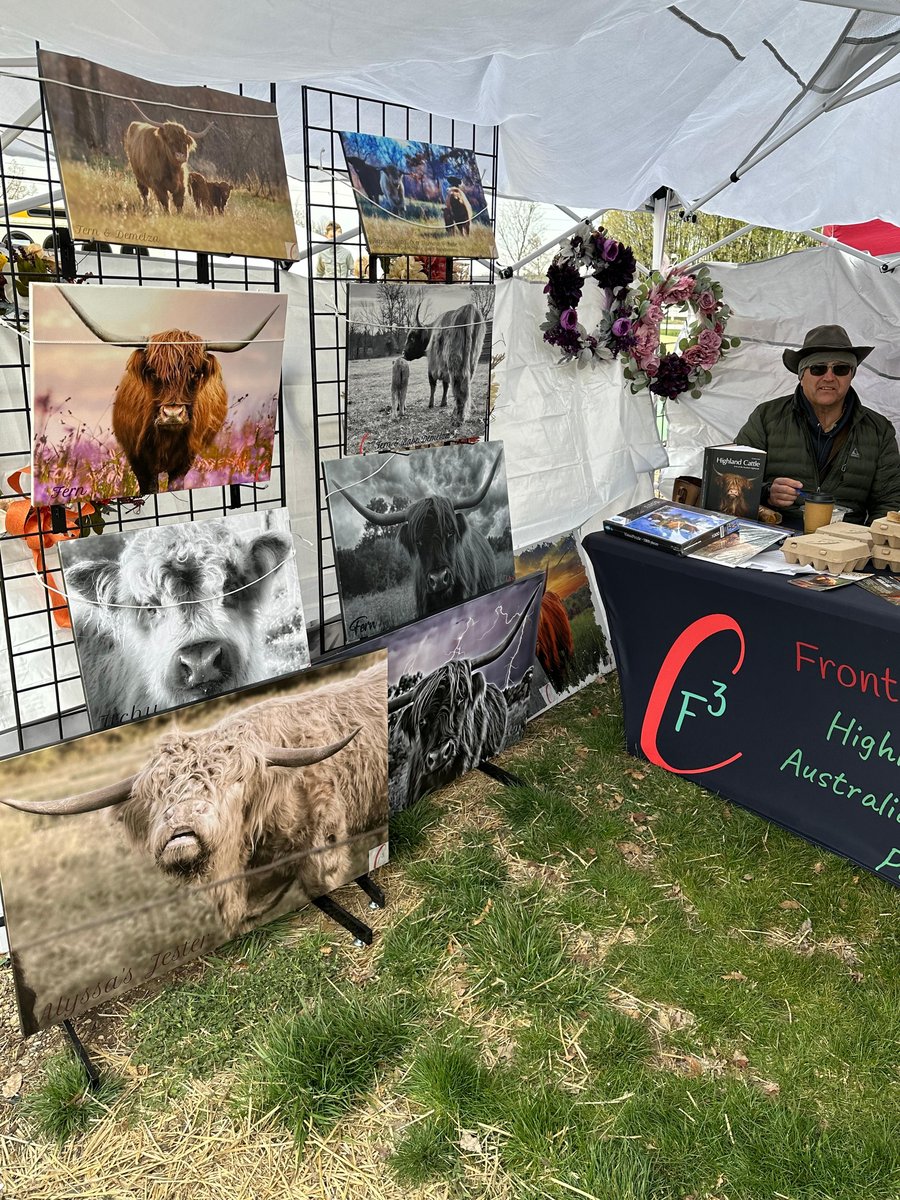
[478,760,526,788]
[312,873,386,947]
[61,1019,101,1091]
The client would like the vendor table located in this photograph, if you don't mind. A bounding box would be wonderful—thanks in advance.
[583,531,900,886]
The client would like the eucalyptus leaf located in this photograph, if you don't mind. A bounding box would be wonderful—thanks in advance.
[731,337,741,347]
[691,389,702,399]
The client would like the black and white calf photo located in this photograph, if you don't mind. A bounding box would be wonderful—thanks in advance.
[60,508,309,730]
[324,441,515,642]
[344,282,494,453]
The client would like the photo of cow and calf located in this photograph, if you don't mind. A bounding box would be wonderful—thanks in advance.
[38,50,299,260]
[30,284,287,504]
[324,441,516,643]
[0,649,388,1036]
[339,131,497,259]
[380,574,544,812]
[60,508,310,731]
[514,532,613,717]
[344,282,494,453]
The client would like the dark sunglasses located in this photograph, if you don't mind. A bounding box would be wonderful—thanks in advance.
[807,362,853,377]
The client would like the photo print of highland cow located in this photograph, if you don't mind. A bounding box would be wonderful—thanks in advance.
[345,282,494,453]
[0,648,388,1036]
[384,574,543,812]
[60,508,310,731]
[339,131,497,258]
[324,441,515,643]
[38,50,298,259]
[514,532,613,717]
[31,284,287,504]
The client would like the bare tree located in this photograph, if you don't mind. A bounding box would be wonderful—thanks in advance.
[496,199,553,278]
[469,285,495,321]
[377,281,417,351]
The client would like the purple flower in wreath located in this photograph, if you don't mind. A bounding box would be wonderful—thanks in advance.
[544,260,583,311]
[611,316,633,338]
[602,238,619,262]
[560,307,579,332]
[648,352,692,400]
[593,243,637,292]
[544,325,582,356]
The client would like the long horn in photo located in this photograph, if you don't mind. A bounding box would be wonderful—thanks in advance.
[205,307,280,353]
[454,449,503,512]
[56,286,148,348]
[0,775,137,815]
[336,484,410,526]
[468,581,543,670]
[264,727,360,769]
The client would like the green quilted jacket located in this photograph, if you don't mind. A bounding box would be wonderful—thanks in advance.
[734,387,900,526]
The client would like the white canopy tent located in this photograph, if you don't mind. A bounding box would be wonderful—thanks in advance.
[4,2,900,227]
[1,0,900,732]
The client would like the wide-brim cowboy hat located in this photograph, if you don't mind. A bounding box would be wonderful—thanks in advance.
[783,324,874,373]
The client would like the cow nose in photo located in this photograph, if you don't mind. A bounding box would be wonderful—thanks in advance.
[425,739,455,772]
[158,404,188,425]
[426,568,452,592]
[175,640,230,689]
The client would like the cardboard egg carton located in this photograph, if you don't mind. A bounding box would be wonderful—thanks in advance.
[870,517,900,549]
[781,531,871,573]
[871,544,900,571]
[820,522,874,549]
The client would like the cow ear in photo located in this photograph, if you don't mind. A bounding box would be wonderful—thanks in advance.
[64,558,120,609]
[245,532,292,595]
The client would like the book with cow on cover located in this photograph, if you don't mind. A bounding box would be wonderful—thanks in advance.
[603,499,738,556]
[699,444,767,520]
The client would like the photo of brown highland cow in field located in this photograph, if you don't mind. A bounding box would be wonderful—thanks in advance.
[514,532,613,717]
[0,650,388,1036]
[339,131,497,258]
[38,49,298,259]
[30,284,287,504]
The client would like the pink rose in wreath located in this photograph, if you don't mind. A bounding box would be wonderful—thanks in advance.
[644,354,661,376]
[681,344,705,368]
[697,290,717,314]
[662,273,696,303]
[698,328,722,356]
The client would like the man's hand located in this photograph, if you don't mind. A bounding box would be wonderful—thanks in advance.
[768,477,804,508]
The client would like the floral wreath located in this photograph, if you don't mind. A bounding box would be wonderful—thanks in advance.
[621,264,739,400]
[541,223,738,400]
[540,223,637,368]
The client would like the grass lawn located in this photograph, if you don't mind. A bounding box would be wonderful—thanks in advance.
[2,674,899,1198]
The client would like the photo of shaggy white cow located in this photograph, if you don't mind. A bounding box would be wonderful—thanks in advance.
[60,508,309,730]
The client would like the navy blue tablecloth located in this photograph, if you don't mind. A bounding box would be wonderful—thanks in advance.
[583,531,900,885]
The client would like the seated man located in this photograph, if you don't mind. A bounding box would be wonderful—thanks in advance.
[735,324,900,526]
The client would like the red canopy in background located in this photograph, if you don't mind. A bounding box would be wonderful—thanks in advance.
[822,220,900,256]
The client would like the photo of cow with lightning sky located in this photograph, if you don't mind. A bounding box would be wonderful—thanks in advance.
[0,649,387,1037]
[514,531,613,717]
[60,508,309,731]
[325,441,516,643]
[30,284,287,504]
[38,50,298,259]
[381,575,543,811]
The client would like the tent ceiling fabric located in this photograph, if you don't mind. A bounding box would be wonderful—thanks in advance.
[4,2,900,227]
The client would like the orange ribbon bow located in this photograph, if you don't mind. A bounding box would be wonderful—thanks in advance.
[3,467,97,629]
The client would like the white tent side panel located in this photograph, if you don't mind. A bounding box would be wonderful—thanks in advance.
[661,246,900,496]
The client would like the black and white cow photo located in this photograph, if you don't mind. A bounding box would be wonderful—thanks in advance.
[60,508,309,730]
[385,575,543,812]
[344,282,494,453]
[324,441,515,642]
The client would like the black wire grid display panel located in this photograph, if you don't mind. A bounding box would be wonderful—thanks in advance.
[301,86,499,656]
[0,68,288,755]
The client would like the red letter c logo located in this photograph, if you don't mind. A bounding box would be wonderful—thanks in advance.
[640,613,744,775]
